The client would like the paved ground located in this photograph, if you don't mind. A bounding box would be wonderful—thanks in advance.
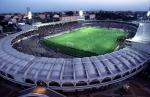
[0,77,27,97]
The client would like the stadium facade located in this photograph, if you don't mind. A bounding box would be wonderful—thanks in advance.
[0,20,150,92]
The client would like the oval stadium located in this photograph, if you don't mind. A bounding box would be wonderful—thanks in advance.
[0,19,150,93]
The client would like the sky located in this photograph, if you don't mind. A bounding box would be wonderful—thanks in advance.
[0,0,150,13]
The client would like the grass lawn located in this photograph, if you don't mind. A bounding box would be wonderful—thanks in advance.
[43,27,127,55]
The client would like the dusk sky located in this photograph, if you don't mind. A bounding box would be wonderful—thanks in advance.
[0,0,150,13]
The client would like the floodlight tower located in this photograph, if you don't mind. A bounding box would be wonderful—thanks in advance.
[79,10,85,21]
[79,10,83,18]
[147,7,150,21]
[26,7,33,25]
[27,7,32,20]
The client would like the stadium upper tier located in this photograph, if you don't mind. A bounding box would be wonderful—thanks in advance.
[0,20,149,91]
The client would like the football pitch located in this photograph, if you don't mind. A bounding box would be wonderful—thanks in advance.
[42,27,127,56]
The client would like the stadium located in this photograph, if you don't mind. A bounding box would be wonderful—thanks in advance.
[0,19,150,93]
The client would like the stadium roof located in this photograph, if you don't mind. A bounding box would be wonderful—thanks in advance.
[132,22,150,43]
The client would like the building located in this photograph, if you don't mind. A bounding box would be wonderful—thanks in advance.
[60,10,85,21]
[89,14,96,20]
[60,15,80,21]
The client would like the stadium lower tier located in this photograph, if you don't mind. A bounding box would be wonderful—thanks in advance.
[0,20,149,91]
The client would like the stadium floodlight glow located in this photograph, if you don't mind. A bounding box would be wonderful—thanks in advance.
[79,10,83,18]
[28,11,32,20]
[147,11,150,17]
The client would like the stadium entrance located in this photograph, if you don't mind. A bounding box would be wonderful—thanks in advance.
[36,80,47,87]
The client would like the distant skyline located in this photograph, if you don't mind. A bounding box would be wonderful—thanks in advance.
[0,0,150,13]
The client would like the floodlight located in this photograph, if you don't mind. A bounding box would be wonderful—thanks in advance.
[28,11,32,20]
[147,11,150,17]
[79,10,83,17]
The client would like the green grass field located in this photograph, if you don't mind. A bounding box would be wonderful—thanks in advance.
[43,27,127,56]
